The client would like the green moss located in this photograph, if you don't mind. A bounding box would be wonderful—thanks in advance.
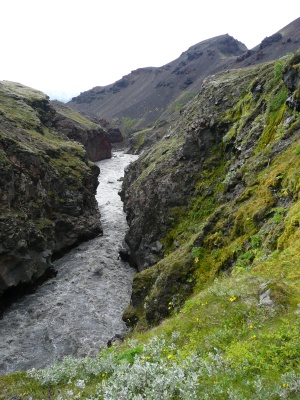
[121,117,143,134]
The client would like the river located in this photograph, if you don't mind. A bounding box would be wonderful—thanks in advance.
[0,151,138,375]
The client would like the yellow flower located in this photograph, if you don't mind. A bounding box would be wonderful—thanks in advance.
[167,354,173,359]
[230,296,237,302]
[249,325,254,329]
[283,383,289,388]
[194,257,199,263]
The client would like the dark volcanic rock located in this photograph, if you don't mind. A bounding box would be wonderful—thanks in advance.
[283,53,300,111]
[259,33,283,49]
[51,100,111,162]
[120,55,300,326]
[0,81,102,309]
[107,127,123,143]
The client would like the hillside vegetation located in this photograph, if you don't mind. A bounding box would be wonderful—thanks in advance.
[1,53,300,399]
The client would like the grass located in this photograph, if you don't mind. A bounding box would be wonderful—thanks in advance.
[1,257,299,399]
[1,54,300,399]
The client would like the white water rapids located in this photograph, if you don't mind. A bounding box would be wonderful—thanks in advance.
[0,151,138,375]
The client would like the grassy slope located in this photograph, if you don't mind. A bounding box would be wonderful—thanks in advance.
[1,56,300,399]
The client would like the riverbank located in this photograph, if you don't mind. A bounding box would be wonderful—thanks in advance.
[0,151,138,375]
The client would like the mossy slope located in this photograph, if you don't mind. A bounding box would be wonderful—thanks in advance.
[121,53,300,329]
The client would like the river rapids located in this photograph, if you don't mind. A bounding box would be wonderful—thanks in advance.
[0,151,138,375]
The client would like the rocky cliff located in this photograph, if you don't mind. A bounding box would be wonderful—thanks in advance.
[120,51,300,327]
[51,100,112,162]
[0,81,102,312]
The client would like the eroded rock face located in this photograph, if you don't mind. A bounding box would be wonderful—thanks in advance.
[120,55,300,326]
[51,100,112,161]
[0,81,102,309]
[283,53,300,111]
[107,127,123,143]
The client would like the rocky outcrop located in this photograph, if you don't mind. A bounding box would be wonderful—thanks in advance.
[0,81,102,311]
[107,127,123,143]
[283,52,300,111]
[259,33,282,49]
[121,52,300,327]
[51,101,111,161]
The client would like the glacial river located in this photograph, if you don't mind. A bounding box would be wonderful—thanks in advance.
[0,151,138,375]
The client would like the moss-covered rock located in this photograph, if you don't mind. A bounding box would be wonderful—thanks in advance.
[0,81,102,310]
[121,52,300,326]
[51,100,112,161]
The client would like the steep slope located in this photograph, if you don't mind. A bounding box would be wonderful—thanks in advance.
[68,34,247,132]
[68,17,300,147]
[229,16,300,68]
[120,52,300,327]
[0,81,102,311]
[51,100,111,162]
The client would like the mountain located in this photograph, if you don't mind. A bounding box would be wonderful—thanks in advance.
[68,17,300,150]
[68,34,246,134]
[0,81,107,313]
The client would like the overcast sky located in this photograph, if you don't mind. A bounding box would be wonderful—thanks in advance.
[1,0,298,101]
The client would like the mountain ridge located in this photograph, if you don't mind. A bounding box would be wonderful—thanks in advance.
[68,17,300,143]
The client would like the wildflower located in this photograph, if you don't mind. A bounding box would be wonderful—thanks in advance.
[282,383,289,388]
[249,325,254,329]
[230,296,237,302]
[75,379,86,389]
[251,335,257,340]
[194,257,199,263]
[167,354,173,359]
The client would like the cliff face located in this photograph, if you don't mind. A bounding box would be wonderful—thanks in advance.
[0,81,102,309]
[121,52,300,327]
[51,100,111,162]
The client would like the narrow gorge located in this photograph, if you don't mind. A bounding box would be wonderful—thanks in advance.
[0,151,137,374]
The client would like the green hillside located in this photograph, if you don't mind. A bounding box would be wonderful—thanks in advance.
[1,53,300,399]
